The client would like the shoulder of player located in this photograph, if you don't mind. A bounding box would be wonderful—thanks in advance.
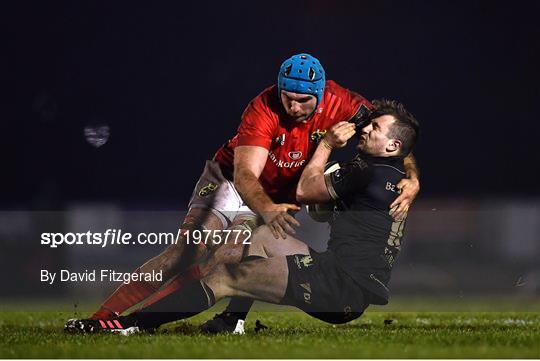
[242,85,280,122]
[253,84,279,105]
[344,155,406,176]
[319,80,369,120]
[324,79,343,91]
[338,155,375,179]
[368,157,406,176]
[323,80,363,98]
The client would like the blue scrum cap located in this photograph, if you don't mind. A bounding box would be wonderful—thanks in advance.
[278,53,326,107]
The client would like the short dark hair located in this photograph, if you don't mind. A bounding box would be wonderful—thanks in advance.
[370,99,420,156]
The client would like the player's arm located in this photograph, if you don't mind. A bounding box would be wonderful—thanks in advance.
[234,145,300,239]
[296,140,333,204]
[234,145,273,213]
[404,153,420,180]
[297,121,356,203]
[389,153,420,220]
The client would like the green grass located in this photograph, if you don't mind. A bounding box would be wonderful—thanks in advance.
[1,300,539,358]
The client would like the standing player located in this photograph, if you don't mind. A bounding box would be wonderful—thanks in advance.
[66,99,420,334]
[84,53,420,333]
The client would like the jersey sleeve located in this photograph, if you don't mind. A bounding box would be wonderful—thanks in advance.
[236,95,275,149]
[337,88,374,122]
[324,159,373,200]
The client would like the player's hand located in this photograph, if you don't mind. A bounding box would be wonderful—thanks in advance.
[323,121,356,149]
[262,203,301,239]
[389,178,420,221]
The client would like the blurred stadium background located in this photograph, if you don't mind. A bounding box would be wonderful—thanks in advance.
[1,0,539,310]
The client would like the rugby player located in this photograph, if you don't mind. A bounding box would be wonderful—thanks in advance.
[65,99,420,334]
[81,54,420,334]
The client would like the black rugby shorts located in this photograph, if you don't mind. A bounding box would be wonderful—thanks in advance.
[283,249,371,324]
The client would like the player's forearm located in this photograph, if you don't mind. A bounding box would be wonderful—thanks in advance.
[301,141,332,181]
[234,168,275,214]
[297,141,332,202]
[404,153,420,180]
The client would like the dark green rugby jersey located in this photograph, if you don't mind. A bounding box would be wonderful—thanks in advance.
[324,153,407,304]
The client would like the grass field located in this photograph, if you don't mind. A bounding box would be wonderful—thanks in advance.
[1,299,539,359]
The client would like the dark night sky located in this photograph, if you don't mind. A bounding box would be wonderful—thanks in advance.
[2,0,540,208]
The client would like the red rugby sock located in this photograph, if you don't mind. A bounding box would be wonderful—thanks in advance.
[91,267,159,320]
[138,265,202,310]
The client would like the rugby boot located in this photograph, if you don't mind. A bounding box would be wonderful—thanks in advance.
[64,315,143,335]
[200,311,245,334]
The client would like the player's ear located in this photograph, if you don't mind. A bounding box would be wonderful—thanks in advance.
[386,139,402,153]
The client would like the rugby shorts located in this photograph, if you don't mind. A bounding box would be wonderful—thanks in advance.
[188,160,257,228]
[283,249,371,324]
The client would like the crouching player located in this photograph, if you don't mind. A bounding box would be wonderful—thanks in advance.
[65,99,419,333]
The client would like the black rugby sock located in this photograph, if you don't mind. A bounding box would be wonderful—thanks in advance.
[131,281,215,329]
[223,255,262,320]
[224,297,254,321]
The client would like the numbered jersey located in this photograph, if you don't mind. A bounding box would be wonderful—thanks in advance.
[324,154,407,305]
[213,80,372,204]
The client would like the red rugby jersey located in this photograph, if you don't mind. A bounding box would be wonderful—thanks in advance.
[213,80,372,204]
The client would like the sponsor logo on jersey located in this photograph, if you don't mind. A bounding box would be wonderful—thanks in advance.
[310,129,327,143]
[385,181,401,194]
[288,151,302,160]
[198,182,218,197]
[268,151,306,168]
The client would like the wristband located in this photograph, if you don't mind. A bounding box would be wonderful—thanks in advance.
[321,139,333,150]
